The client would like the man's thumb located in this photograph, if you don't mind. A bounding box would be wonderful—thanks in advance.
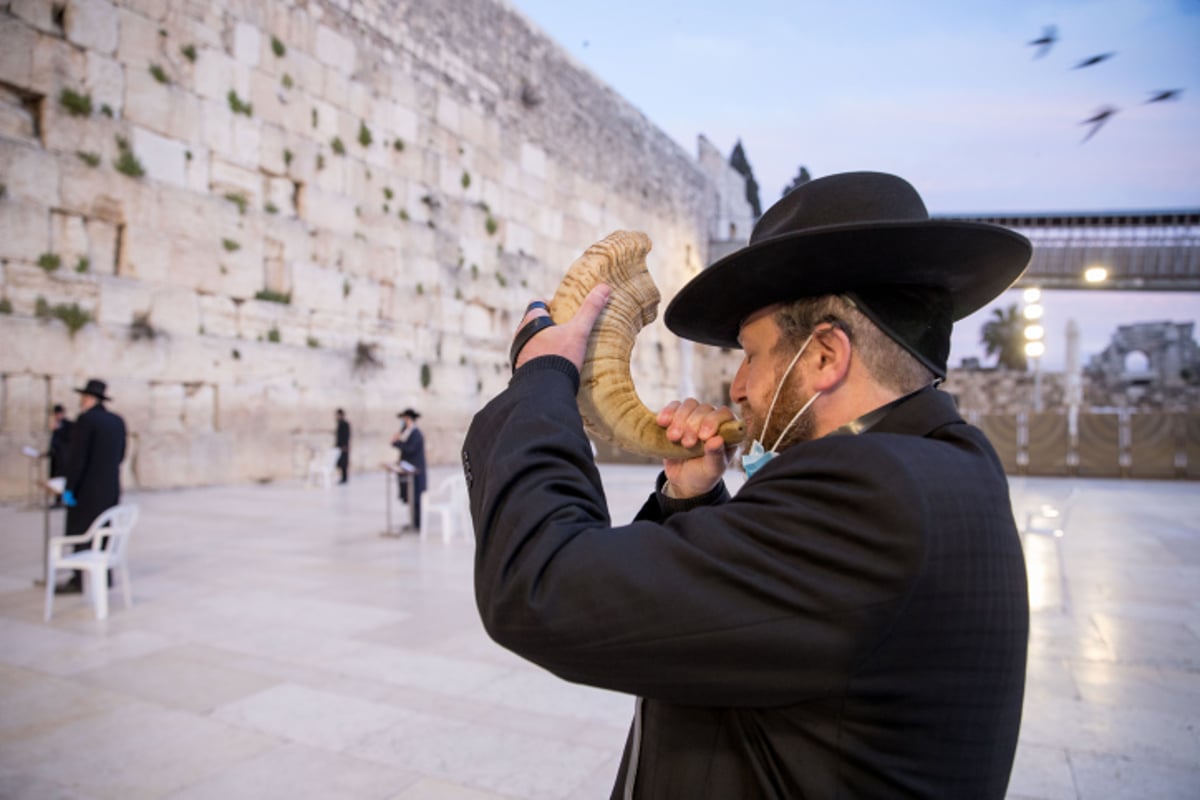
[571,283,611,332]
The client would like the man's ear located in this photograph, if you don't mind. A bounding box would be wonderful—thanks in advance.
[809,325,852,392]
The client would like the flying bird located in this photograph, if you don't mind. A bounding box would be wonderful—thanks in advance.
[1080,106,1118,142]
[1145,89,1183,103]
[1027,25,1058,59]
[1073,52,1116,69]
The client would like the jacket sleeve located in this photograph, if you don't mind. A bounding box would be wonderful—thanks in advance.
[63,411,92,495]
[465,357,923,708]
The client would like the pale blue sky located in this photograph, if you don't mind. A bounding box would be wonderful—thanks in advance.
[511,0,1200,370]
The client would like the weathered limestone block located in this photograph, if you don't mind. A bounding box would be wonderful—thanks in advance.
[83,219,118,276]
[314,23,355,74]
[320,66,352,111]
[0,199,49,263]
[248,68,286,128]
[209,157,262,205]
[0,14,37,89]
[237,296,292,342]
[49,211,89,267]
[114,6,162,70]
[301,186,356,234]
[9,0,57,34]
[233,21,261,68]
[95,274,151,327]
[32,31,87,96]
[148,285,200,337]
[65,0,119,55]
[131,125,189,187]
[119,225,172,284]
[83,50,124,115]
[182,382,216,431]
[193,47,245,104]
[290,260,345,313]
[197,294,238,338]
[134,430,234,489]
[1,371,47,433]
[148,381,185,432]
[0,138,61,208]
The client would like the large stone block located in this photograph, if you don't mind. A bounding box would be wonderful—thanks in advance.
[1,370,48,434]
[118,225,172,284]
[84,51,124,116]
[233,21,261,68]
[65,0,119,56]
[32,31,87,95]
[114,6,166,70]
[0,15,37,89]
[131,125,188,187]
[0,199,49,262]
[95,273,151,327]
[0,138,60,207]
[314,23,355,74]
[49,210,89,267]
[196,294,238,338]
[9,0,57,34]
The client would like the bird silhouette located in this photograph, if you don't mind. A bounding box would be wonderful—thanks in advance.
[1027,25,1058,59]
[1073,52,1116,69]
[1080,106,1118,142]
[1145,89,1183,103]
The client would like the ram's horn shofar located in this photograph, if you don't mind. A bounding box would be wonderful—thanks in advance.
[550,230,745,459]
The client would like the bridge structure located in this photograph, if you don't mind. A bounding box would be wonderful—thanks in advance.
[941,209,1200,292]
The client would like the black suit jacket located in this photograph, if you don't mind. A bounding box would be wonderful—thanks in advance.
[64,403,127,536]
[464,358,1029,799]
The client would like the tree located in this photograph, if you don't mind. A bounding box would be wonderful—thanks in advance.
[980,305,1027,371]
[782,165,812,198]
[728,140,762,218]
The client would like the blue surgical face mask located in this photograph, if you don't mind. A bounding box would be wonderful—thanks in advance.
[741,333,822,479]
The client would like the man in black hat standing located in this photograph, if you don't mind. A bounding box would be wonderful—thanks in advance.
[463,173,1031,797]
[391,408,426,530]
[58,378,127,594]
[44,403,73,507]
[334,408,351,484]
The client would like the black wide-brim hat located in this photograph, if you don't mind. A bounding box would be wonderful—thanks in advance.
[74,378,111,401]
[664,171,1031,376]
[398,408,421,419]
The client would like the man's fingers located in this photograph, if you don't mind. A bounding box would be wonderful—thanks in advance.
[568,284,611,334]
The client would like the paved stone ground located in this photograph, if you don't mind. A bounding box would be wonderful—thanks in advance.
[0,465,1197,799]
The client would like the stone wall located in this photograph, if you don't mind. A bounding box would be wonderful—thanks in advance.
[0,0,752,500]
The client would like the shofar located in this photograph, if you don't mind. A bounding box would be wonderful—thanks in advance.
[550,230,745,459]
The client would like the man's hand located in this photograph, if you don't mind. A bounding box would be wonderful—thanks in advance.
[512,284,611,372]
[657,399,739,499]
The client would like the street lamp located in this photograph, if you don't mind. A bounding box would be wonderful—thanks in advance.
[1084,266,1108,284]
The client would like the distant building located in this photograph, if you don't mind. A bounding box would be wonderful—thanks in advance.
[1085,322,1200,388]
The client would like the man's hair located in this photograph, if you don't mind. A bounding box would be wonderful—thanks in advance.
[773,295,935,394]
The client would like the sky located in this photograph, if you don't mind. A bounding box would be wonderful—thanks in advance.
[509,0,1200,371]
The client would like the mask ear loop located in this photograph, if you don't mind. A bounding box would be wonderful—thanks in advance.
[767,390,822,452]
[759,331,815,451]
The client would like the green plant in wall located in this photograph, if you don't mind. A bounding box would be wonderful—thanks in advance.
[311,108,318,128]
[37,252,62,272]
[398,208,408,221]
[59,87,92,117]
[306,336,319,348]
[255,289,291,304]
[35,296,50,318]
[223,192,248,214]
[76,150,100,167]
[383,187,393,200]
[45,302,92,338]
[416,282,424,295]
[461,170,471,189]
[331,136,345,156]
[357,121,372,147]
[354,341,381,371]
[271,36,286,57]
[264,201,279,214]
[0,297,11,314]
[470,263,479,280]
[342,279,351,298]
[181,43,197,62]
[393,138,404,152]
[495,272,507,288]
[221,238,240,252]
[316,153,325,171]
[227,89,252,116]
[75,256,89,273]
[283,148,293,166]
[485,215,498,236]
[149,64,170,84]
[281,73,294,90]
[100,104,113,118]
[267,326,281,343]
[114,136,145,178]
[420,363,432,389]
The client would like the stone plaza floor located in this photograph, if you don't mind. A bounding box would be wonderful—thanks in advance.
[0,464,1197,799]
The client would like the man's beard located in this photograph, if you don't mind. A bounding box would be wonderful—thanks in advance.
[739,373,817,456]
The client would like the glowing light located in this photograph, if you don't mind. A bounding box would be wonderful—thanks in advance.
[1024,324,1045,340]
[1025,341,1046,358]
[1023,304,1044,320]
[1084,266,1108,283]
[1023,287,1042,303]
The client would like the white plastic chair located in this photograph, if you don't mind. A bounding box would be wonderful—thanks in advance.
[44,503,139,621]
[306,447,342,488]
[420,473,471,543]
